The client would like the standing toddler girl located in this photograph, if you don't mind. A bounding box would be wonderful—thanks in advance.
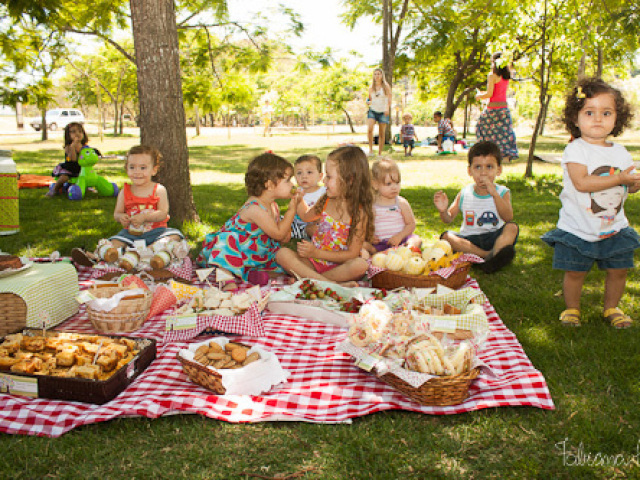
[364,157,421,254]
[277,146,374,284]
[197,152,300,287]
[542,78,640,328]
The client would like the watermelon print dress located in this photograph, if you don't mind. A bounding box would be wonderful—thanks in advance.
[196,200,285,281]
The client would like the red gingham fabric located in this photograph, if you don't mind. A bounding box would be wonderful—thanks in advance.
[162,300,266,342]
[0,267,554,437]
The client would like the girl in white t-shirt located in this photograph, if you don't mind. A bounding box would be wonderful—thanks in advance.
[366,68,392,157]
[542,78,640,328]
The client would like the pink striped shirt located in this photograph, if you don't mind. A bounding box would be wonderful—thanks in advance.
[373,197,406,241]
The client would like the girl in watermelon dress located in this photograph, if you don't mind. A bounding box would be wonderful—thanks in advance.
[196,152,301,286]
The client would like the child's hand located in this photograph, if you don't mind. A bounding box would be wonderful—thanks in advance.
[619,166,640,186]
[371,234,380,244]
[129,212,146,228]
[297,240,316,259]
[119,214,131,228]
[483,177,498,196]
[388,233,404,248]
[433,191,449,212]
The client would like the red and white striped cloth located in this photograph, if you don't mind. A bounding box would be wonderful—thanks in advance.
[0,267,553,437]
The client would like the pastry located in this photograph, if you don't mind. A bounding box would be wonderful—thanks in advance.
[0,254,22,271]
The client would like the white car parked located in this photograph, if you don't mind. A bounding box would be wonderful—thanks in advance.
[30,108,85,131]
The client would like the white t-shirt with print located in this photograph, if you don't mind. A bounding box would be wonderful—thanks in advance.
[557,138,633,242]
[458,183,509,236]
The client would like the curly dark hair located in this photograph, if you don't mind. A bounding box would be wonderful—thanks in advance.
[63,122,88,147]
[245,152,293,197]
[562,78,633,139]
[313,146,374,244]
[491,52,511,80]
[468,140,502,166]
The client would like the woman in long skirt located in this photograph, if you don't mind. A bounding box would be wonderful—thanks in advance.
[476,53,518,160]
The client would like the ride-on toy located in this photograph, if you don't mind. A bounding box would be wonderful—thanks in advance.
[68,146,119,200]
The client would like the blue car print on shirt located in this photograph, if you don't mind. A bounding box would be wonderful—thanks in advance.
[477,211,499,227]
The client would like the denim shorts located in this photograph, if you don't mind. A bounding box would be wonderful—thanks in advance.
[541,228,640,271]
[403,139,415,148]
[110,227,184,247]
[367,109,390,124]
[448,223,519,252]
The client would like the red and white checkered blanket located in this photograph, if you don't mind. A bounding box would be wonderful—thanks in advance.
[0,267,554,437]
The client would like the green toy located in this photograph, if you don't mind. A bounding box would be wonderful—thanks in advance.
[68,147,119,200]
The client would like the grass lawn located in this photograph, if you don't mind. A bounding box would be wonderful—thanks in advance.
[1,129,640,479]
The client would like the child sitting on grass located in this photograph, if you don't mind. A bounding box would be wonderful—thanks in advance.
[433,111,456,152]
[364,157,421,255]
[291,154,326,240]
[433,140,518,273]
[72,145,185,266]
[196,152,301,288]
[276,146,373,285]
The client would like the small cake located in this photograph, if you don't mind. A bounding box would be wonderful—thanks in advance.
[0,254,22,271]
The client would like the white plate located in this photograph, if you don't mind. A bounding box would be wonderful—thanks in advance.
[0,258,33,278]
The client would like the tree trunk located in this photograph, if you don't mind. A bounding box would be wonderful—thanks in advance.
[194,105,200,136]
[119,97,125,135]
[343,107,355,133]
[130,0,198,223]
[113,100,119,136]
[597,47,603,78]
[41,110,48,141]
[463,93,470,139]
[16,102,24,129]
[539,94,551,136]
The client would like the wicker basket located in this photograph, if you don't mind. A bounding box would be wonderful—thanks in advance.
[177,353,226,394]
[371,262,471,290]
[0,293,27,336]
[379,367,479,406]
[86,284,153,334]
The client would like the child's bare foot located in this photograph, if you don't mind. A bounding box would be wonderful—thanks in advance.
[339,280,360,288]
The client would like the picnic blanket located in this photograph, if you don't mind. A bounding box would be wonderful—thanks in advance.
[0,266,554,437]
[17,174,54,189]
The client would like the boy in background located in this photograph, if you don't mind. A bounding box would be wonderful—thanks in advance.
[400,113,419,156]
[433,111,457,152]
[433,140,518,273]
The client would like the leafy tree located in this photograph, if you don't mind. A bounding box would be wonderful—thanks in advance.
[0,11,68,139]
[309,61,369,132]
[65,43,138,135]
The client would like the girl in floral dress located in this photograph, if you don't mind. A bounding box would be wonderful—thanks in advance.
[276,146,374,285]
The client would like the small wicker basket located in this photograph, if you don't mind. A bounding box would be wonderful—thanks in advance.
[177,354,226,394]
[371,262,471,290]
[86,284,153,334]
[0,293,27,336]
[379,367,479,406]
